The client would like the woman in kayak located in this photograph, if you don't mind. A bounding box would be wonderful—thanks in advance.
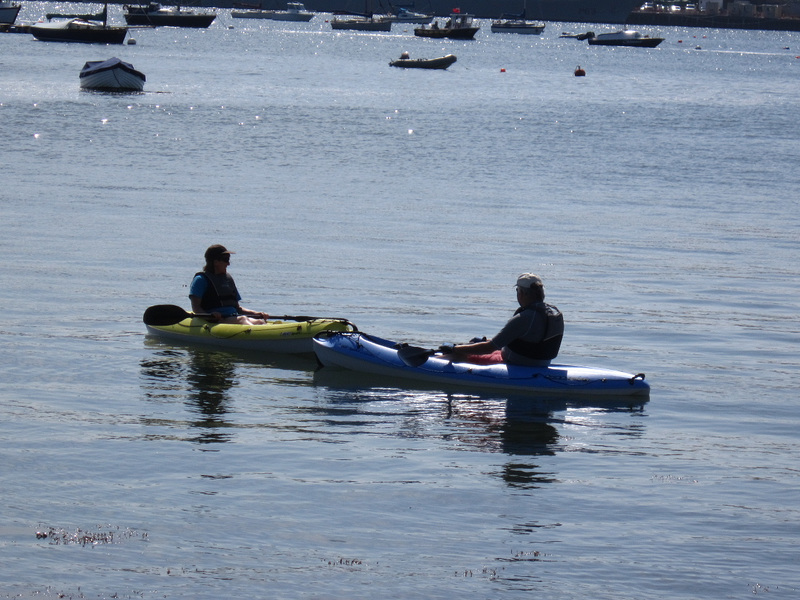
[189,244,269,325]
[444,273,564,366]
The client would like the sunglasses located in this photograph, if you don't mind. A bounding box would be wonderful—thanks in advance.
[215,255,231,263]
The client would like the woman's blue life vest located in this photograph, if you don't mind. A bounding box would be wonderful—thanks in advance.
[193,272,241,313]
[505,303,564,360]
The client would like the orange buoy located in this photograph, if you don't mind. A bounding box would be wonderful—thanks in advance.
[500,68,506,72]
[574,65,586,77]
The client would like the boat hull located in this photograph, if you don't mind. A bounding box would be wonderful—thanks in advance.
[389,54,457,69]
[231,10,314,20]
[388,16,432,24]
[414,26,479,39]
[314,332,650,396]
[330,17,391,31]
[123,6,216,27]
[80,58,145,91]
[30,20,128,44]
[587,36,663,47]
[146,317,355,354]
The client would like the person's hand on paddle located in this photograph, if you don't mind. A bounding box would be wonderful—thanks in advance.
[242,310,269,320]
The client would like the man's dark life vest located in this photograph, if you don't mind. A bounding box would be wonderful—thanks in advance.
[505,303,564,360]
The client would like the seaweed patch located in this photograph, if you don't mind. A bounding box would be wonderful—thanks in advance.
[35,525,148,547]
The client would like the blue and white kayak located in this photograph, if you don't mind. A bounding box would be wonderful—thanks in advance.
[313,331,650,397]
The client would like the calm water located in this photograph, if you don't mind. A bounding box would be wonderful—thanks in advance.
[1,4,799,598]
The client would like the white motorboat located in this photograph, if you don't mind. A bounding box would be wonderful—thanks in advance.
[331,14,391,31]
[386,7,433,24]
[490,19,545,34]
[79,57,145,91]
[231,2,314,21]
[587,29,664,47]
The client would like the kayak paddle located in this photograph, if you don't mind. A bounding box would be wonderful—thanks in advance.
[142,304,334,327]
[143,304,210,326]
[396,343,454,368]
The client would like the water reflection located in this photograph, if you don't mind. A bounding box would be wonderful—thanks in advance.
[140,338,320,443]
[140,346,238,443]
[312,367,649,488]
[183,349,238,444]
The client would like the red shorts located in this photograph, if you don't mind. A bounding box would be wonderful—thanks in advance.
[461,350,504,365]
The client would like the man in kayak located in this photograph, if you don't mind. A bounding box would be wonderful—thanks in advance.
[444,273,564,366]
[189,244,269,325]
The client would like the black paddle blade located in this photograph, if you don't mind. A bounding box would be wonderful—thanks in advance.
[142,304,192,326]
[396,345,436,368]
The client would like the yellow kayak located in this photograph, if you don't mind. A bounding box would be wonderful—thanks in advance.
[143,304,356,354]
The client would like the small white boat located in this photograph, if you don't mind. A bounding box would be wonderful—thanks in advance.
[0,1,21,25]
[231,2,314,21]
[389,54,457,69]
[331,15,391,31]
[587,29,664,47]
[386,7,432,23]
[490,19,545,34]
[80,57,145,91]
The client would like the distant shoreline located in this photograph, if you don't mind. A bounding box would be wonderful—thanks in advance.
[627,8,800,31]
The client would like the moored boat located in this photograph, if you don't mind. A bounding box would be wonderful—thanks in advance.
[143,304,357,354]
[490,19,544,34]
[330,0,391,30]
[313,331,650,396]
[490,0,545,34]
[414,10,479,39]
[80,57,145,91]
[389,53,457,69]
[123,3,216,27]
[0,1,21,25]
[330,14,391,30]
[231,2,314,20]
[586,29,664,47]
[386,7,433,23]
[30,7,128,44]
